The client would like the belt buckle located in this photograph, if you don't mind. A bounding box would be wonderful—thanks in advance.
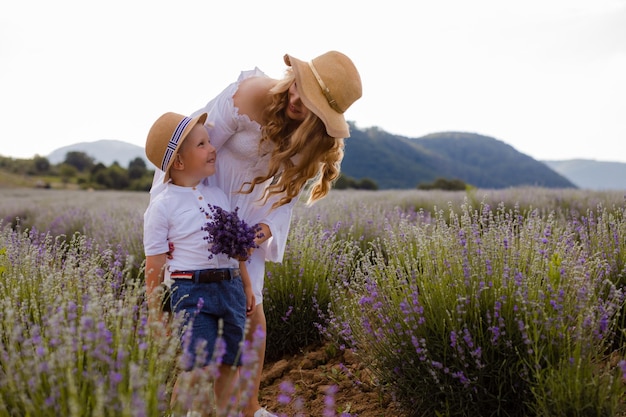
[172,268,238,283]
[171,272,193,280]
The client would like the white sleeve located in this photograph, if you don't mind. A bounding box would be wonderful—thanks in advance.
[190,69,265,151]
[258,195,299,263]
[190,87,238,152]
[143,200,170,256]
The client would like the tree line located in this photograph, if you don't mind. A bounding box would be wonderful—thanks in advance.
[1,152,468,192]
[0,152,154,191]
[0,151,382,192]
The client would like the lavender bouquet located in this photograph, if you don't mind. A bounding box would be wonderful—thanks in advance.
[201,205,262,260]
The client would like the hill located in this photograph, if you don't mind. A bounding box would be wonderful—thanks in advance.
[543,159,626,190]
[342,127,575,189]
[47,140,150,168]
[415,132,574,188]
[40,127,626,190]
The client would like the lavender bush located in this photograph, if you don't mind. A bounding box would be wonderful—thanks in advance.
[264,217,361,360]
[324,200,626,416]
[0,225,183,416]
[0,189,147,272]
[555,203,626,355]
[1,187,625,416]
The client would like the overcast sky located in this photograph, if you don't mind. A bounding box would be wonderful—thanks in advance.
[1,0,625,163]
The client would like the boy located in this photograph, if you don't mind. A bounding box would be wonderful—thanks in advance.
[143,112,255,415]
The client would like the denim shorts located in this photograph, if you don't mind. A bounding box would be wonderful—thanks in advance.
[170,277,246,369]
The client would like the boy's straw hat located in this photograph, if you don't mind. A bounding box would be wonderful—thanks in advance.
[145,112,208,183]
[283,51,362,139]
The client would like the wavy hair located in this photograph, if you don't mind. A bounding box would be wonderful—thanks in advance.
[241,71,344,209]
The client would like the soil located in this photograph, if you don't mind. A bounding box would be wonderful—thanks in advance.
[258,342,404,417]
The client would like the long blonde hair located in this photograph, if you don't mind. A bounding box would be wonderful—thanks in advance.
[241,71,344,209]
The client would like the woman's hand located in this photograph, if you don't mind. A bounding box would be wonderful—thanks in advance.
[239,261,256,316]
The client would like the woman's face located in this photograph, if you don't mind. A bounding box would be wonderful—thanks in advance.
[286,82,310,122]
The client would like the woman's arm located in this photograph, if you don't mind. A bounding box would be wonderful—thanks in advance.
[232,76,276,125]
[190,72,268,150]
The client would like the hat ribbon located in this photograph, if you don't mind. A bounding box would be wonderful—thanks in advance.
[308,61,343,114]
[161,116,192,171]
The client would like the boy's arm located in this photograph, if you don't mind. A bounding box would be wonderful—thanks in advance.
[239,261,256,316]
[145,254,167,312]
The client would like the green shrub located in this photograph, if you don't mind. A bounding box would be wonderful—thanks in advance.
[264,219,360,361]
[325,201,626,416]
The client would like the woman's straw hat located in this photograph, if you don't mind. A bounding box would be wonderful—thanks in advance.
[145,112,208,183]
[284,51,362,138]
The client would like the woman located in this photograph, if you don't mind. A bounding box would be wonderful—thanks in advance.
[151,50,362,417]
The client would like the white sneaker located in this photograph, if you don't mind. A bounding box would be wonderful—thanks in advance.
[253,408,277,417]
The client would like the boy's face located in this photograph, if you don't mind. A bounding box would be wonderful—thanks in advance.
[176,124,217,180]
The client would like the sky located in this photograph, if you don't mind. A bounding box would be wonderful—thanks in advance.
[1,0,625,163]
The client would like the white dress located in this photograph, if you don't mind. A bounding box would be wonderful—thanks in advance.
[150,68,298,304]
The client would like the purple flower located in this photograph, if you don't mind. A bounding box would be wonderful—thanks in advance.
[278,380,295,405]
[619,360,626,382]
[201,205,262,260]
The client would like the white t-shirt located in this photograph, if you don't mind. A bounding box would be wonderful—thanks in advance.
[143,181,237,273]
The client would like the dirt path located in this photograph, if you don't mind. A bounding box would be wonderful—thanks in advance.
[259,342,404,417]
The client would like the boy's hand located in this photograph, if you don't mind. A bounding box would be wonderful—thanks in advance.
[245,289,256,317]
[147,286,171,337]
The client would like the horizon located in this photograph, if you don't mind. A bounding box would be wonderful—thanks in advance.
[17,133,626,166]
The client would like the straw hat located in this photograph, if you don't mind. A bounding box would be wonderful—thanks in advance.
[284,51,362,138]
[145,112,208,183]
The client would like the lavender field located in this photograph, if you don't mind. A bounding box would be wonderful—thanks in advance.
[1,187,625,416]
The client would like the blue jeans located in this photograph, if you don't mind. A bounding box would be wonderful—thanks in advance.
[170,277,246,368]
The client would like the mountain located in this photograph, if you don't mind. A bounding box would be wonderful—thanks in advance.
[543,159,626,190]
[341,128,575,189]
[47,140,150,168]
[43,128,625,190]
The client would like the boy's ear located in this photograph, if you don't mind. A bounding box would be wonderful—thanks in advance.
[171,154,184,170]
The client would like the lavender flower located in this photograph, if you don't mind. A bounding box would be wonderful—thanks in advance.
[201,205,262,260]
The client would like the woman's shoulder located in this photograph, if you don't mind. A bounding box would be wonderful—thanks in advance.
[234,75,278,123]
[237,76,276,101]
